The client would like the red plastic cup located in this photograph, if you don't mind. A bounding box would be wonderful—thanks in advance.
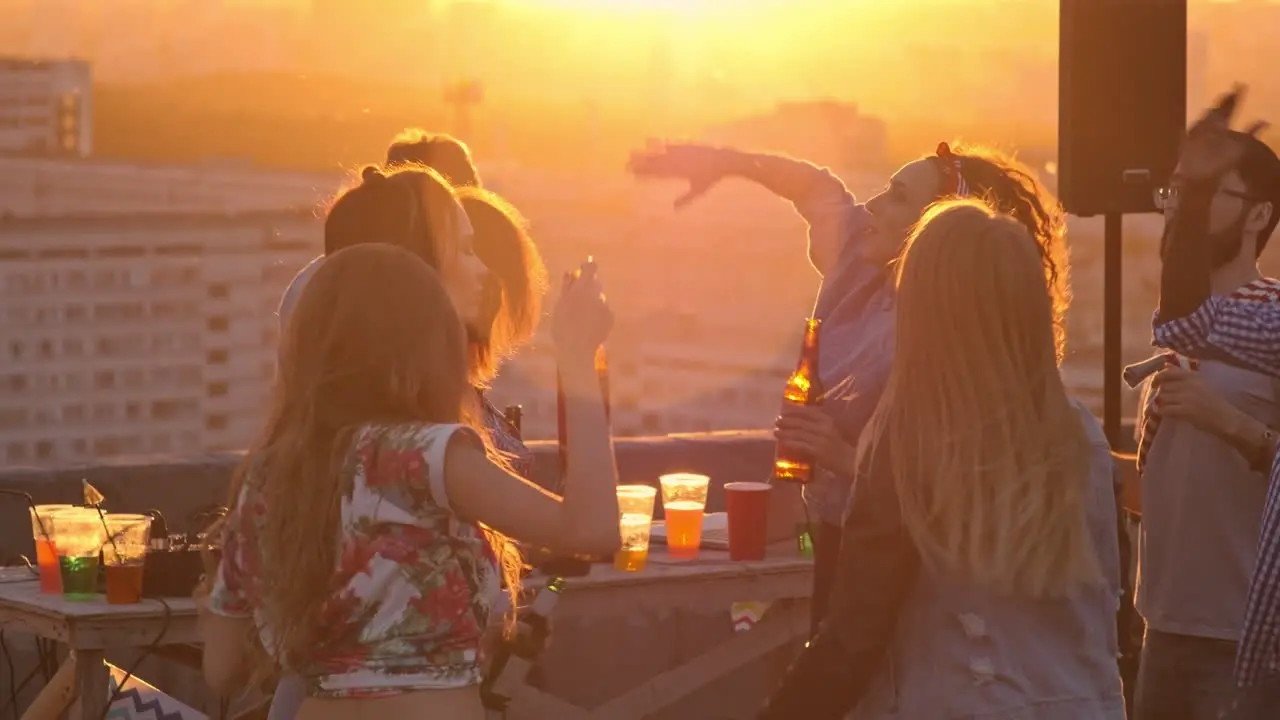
[725,482,771,561]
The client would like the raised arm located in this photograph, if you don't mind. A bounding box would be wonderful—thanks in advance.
[629,144,860,275]
[445,262,621,557]
[444,354,621,557]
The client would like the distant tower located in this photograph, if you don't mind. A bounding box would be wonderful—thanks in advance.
[444,80,484,140]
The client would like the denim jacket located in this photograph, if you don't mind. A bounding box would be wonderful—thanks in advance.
[761,400,1126,720]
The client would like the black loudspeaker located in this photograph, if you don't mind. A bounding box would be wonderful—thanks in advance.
[1059,0,1187,217]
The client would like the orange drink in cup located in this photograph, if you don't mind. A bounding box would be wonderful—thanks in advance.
[614,485,657,572]
[660,473,710,560]
[29,505,75,594]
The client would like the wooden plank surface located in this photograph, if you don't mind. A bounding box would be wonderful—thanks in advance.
[524,543,812,620]
[0,572,200,649]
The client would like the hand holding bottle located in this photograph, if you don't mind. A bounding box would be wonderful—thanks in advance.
[551,258,613,362]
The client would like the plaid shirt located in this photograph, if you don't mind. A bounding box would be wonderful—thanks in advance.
[1151,277,1280,687]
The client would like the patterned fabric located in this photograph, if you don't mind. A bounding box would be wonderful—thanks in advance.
[1150,277,1280,687]
[935,142,971,197]
[1240,455,1280,687]
[479,394,537,482]
[1126,351,1199,475]
[1153,277,1280,378]
[208,422,501,699]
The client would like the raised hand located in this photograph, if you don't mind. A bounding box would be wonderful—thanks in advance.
[627,141,731,209]
[551,258,614,359]
[1179,84,1269,182]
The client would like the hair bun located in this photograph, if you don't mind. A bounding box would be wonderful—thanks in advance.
[361,166,387,185]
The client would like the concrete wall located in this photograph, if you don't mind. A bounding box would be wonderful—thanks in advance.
[0,431,776,560]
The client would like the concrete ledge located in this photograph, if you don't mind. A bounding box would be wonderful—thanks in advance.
[0,431,776,560]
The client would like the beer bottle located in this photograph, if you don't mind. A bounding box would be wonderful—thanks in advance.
[550,260,611,569]
[503,404,523,438]
[481,577,566,710]
[556,259,611,479]
[774,318,825,483]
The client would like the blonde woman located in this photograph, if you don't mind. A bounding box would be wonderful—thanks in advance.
[197,244,620,720]
[761,200,1125,719]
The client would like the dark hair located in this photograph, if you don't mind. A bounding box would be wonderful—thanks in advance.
[457,187,548,383]
[386,129,481,189]
[323,164,462,267]
[1234,132,1280,256]
[937,144,1070,360]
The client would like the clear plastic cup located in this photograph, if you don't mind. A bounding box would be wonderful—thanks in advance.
[29,504,76,594]
[49,510,107,601]
[103,514,152,604]
[615,485,657,572]
[659,473,710,560]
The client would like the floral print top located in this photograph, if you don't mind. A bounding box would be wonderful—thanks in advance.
[207,422,501,698]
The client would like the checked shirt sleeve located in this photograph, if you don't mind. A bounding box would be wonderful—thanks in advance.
[1237,458,1280,686]
[1152,281,1280,379]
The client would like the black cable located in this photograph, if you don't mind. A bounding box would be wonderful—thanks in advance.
[0,555,36,583]
[1,630,17,720]
[98,596,172,720]
[0,632,45,720]
[37,638,57,682]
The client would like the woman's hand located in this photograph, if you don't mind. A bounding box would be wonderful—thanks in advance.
[551,259,613,361]
[1153,366,1237,436]
[775,405,856,477]
[627,142,731,209]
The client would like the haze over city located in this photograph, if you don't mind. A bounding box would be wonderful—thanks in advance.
[1,0,1279,459]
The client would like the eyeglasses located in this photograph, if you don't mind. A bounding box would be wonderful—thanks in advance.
[1153,184,1262,212]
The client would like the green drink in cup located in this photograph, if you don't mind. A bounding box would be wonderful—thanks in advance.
[49,510,106,601]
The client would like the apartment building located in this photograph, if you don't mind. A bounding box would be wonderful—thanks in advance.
[0,57,92,157]
[0,156,342,218]
[0,211,319,466]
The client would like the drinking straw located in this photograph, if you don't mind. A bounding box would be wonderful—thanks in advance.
[82,479,121,557]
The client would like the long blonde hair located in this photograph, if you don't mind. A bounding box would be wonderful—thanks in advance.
[859,199,1099,598]
[457,187,548,385]
[240,244,519,673]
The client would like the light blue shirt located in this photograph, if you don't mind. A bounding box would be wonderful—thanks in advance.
[277,256,325,331]
[269,255,321,720]
[789,168,894,526]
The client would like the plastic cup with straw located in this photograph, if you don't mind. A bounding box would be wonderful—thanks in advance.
[82,479,122,565]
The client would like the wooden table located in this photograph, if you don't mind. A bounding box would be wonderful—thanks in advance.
[508,544,813,720]
[0,569,198,720]
[0,548,811,720]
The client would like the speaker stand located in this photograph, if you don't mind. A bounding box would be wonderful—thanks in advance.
[1103,212,1124,448]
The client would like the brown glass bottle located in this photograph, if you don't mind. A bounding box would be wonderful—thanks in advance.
[503,404,523,438]
[556,261,611,477]
[552,261,611,568]
[774,318,825,483]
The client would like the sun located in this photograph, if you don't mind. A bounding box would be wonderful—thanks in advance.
[523,0,708,14]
